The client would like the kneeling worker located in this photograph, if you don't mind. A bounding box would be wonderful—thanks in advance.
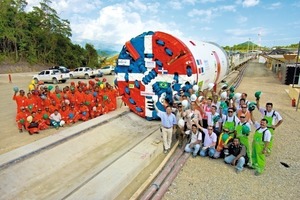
[184,124,202,157]
[224,137,247,173]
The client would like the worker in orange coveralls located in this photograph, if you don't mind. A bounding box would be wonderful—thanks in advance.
[84,89,95,110]
[90,102,102,119]
[75,87,85,106]
[49,100,59,114]
[35,108,49,130]
[66,104,80,124]
[50,87,63,105]
[78,103,90,121]
[16,107,30,132]
[13,89,27,112]
[26,111,40,135]
[42,107,51,126]
[60,105,70,124]
[25,92,38,112]
[106,83,118,111]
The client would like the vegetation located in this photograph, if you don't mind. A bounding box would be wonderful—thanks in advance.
[223,41,299,53]
[0,0,98,68]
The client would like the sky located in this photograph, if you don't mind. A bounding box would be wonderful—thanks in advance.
[25,0,300,51]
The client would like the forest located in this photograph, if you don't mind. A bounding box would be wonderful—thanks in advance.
[0,0,99,68]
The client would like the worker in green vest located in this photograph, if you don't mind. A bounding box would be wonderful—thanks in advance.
[256,99,283,154]
[250,112,272,176]
[221,107,240,138]
[235,114,252,165]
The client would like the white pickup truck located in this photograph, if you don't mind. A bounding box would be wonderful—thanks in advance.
[69,67,101,79]
[33,69,69,84]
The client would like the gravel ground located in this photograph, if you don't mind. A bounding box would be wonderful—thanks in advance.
[163,60,300,200]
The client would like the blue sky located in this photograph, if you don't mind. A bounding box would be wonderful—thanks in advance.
[26,0,300,51]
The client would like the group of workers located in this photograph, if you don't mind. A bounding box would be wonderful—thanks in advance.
[156,84,283,176]
[13,79,118,134]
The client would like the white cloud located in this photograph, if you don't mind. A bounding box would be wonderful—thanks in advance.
[266,2,281,10]
[241,0,259,7]
[187,5,236,23]
[188,9,214,23]
[168,1,183,10]
[219,5,236,12]
[71,4,183,50]
[225,27,266,38]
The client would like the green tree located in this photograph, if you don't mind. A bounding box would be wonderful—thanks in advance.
[85,43,98,68]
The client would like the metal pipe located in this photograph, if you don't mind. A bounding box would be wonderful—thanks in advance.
[139,147,184,200]
[151,153,190,200]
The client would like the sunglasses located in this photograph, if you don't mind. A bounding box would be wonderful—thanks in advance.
[240,116,245,118]
[228,111,233,113]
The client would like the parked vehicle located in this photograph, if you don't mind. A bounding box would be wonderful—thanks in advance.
[49,66,70,73]
[100,66,115,75]
[33,69,70,84]
[69,67,100,79]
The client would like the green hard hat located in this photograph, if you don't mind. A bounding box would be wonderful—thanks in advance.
[222,133,229,142]
[229,86,235,93]
[97,81,103,86]
[213,115,221,123]
[221,83,228,90]
[220,101,228,109]
[103,95,108,101]
[229,93,235,99]
[255,91,262,98]
[48,85,53,91]
[248,102,256,111]
[43,113,49,119]
[242,125,250,136]
[20,119,25,124]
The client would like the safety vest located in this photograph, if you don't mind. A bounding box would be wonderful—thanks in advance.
[224,115,236,133]
[216,132,232,152]
[253,127,268,144]
[263,110,276,134]
[236,121,248,137]
[263,110,276,126]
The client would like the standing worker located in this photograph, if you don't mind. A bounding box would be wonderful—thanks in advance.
[154,97,177,154]
[256,99,283,154]
[250,112,272,176]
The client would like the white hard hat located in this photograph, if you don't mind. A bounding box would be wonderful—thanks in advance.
[198,96,204,102]
[190,94,197,102]
[27,116,33,123]
[64,99,70,105]
[59,120,65,126]
[221,91,227,99]
[207,83,214,90]
[234,92,242,100]
[181,99,189,109]
[192,85,199,92]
